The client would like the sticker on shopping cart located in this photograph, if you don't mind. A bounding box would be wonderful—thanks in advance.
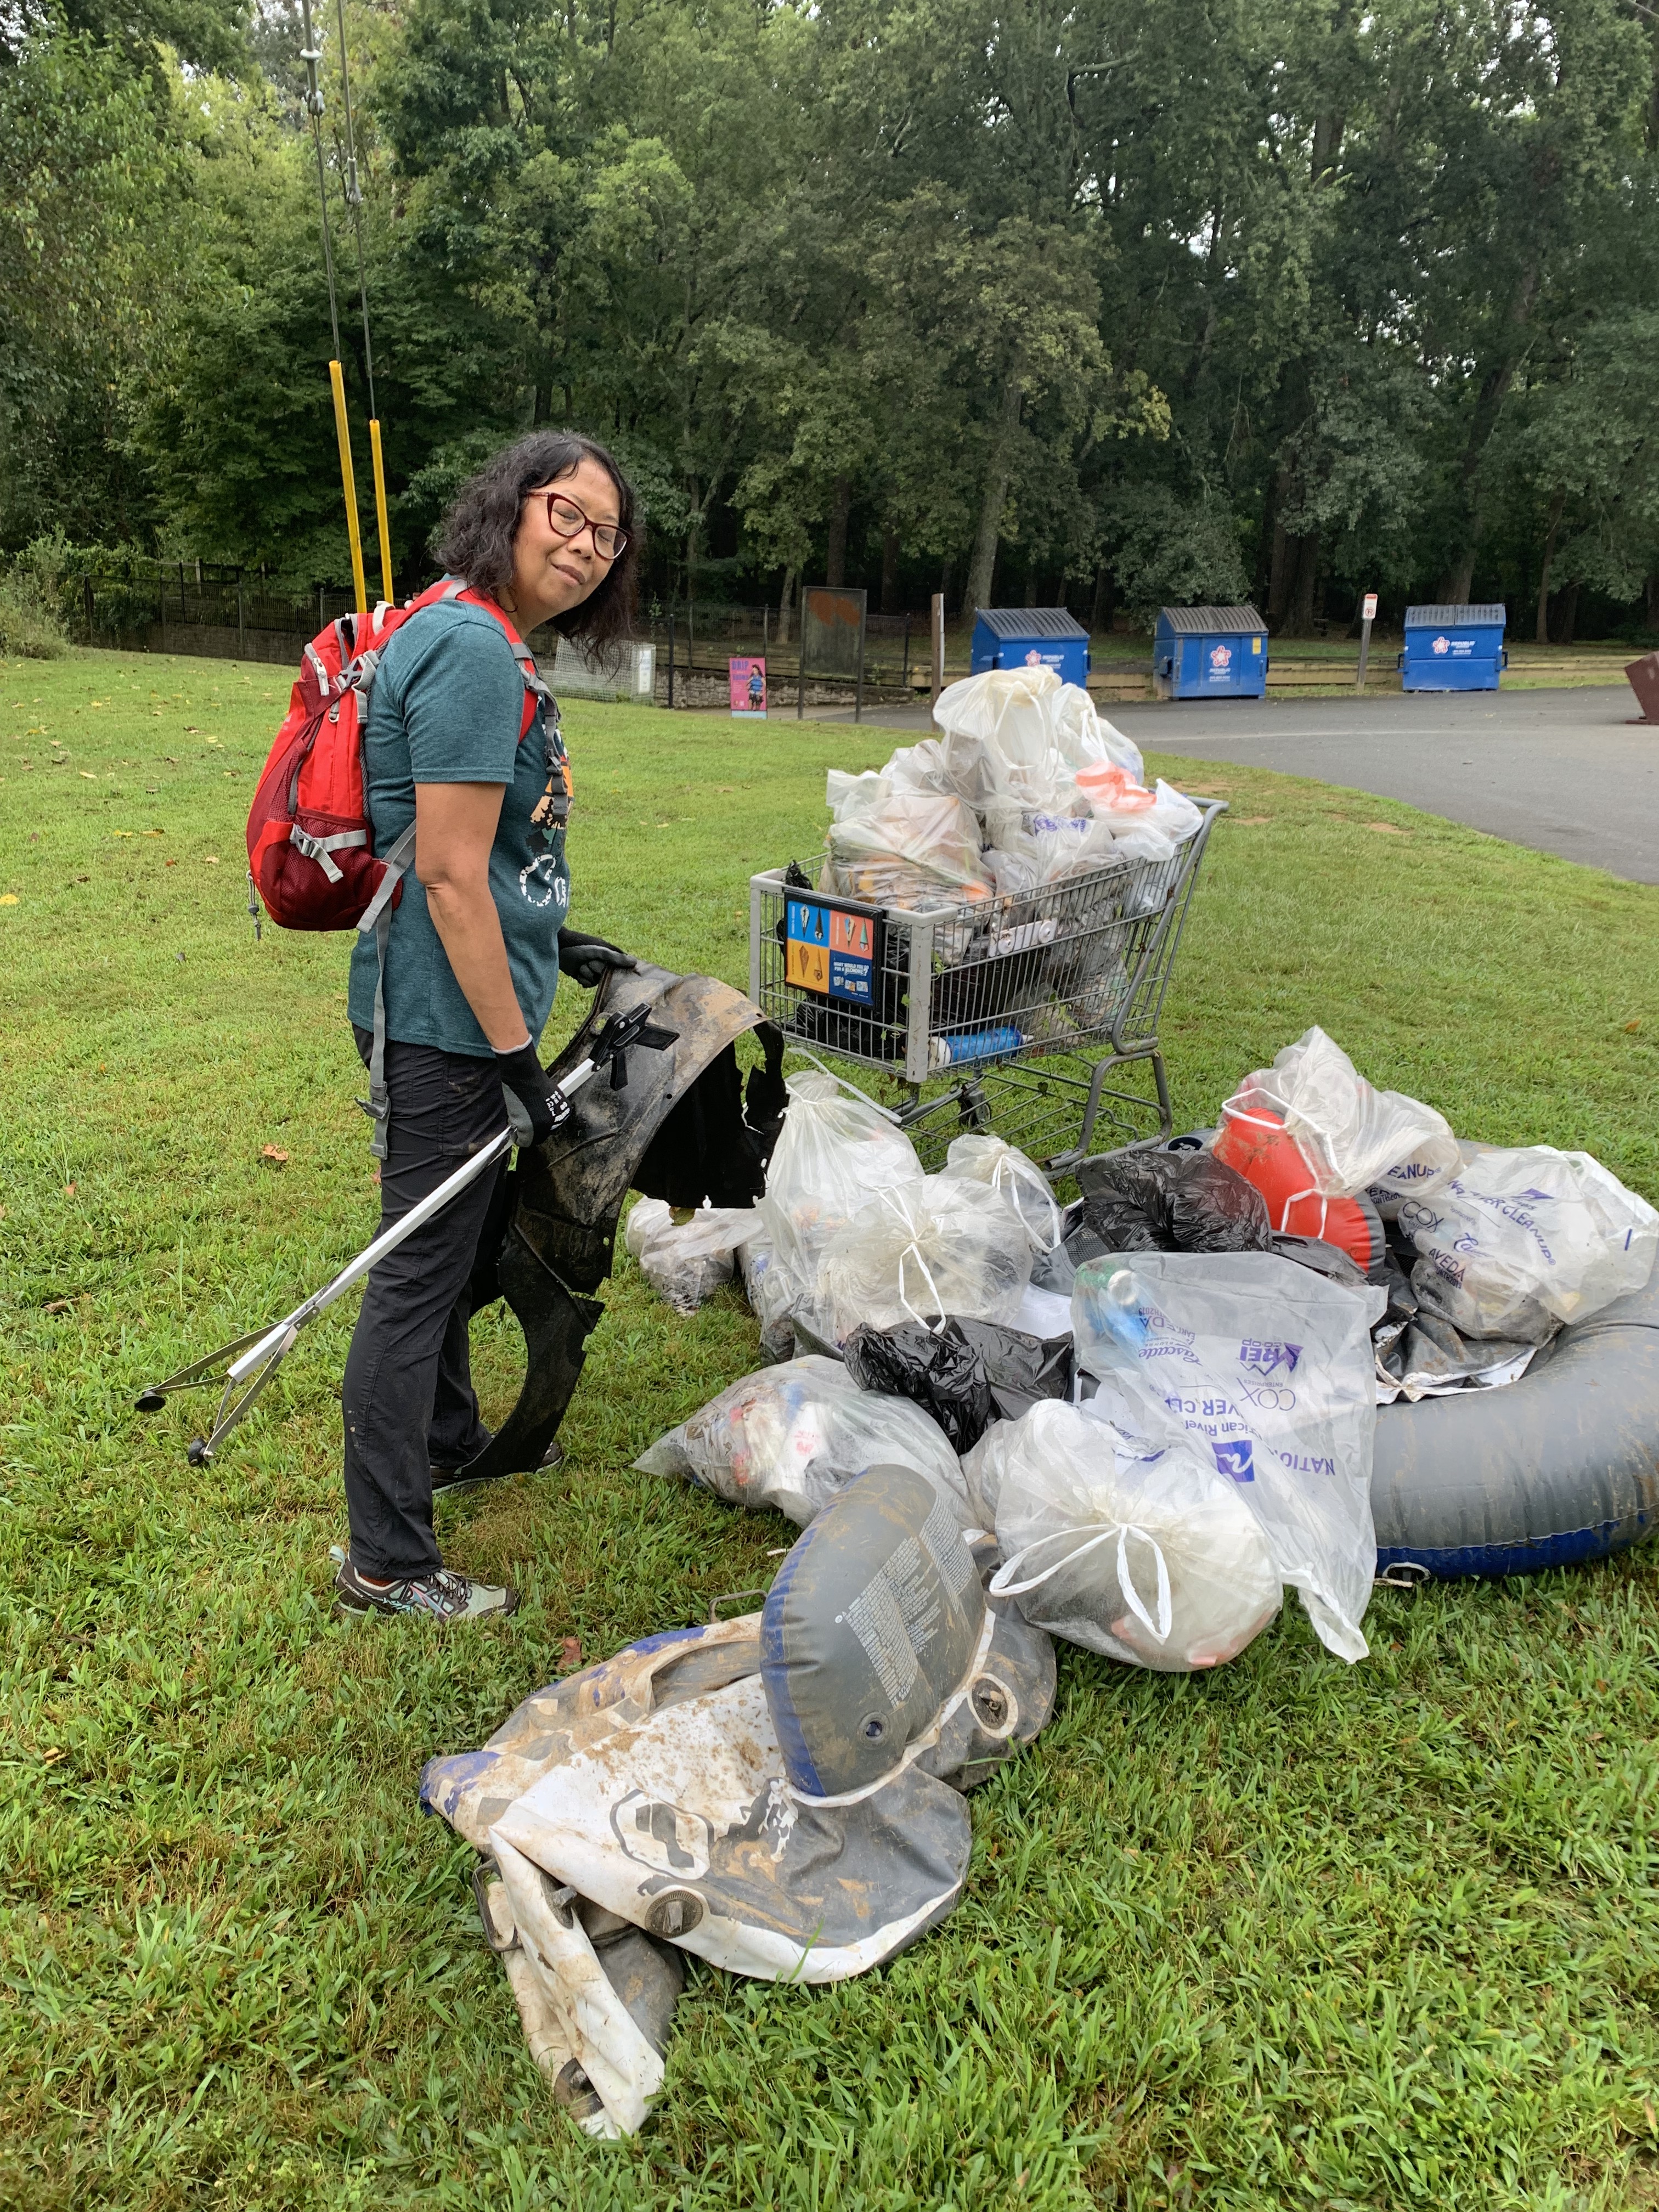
[786,899,874,1003]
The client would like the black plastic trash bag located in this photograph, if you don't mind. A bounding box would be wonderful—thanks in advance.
[1068,1147,1273,1261]
[945,1317,1073,1423]
[844,1322,995,1454]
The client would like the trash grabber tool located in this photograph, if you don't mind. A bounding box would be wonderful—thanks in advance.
[137,1049,611,1463]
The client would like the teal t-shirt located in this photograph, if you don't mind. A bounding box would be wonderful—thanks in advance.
[347,599,570,1057]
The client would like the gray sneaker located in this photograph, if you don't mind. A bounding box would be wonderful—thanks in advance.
[332,1548,519,1621]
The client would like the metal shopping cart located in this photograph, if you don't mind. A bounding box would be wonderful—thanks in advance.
[748,797,1227,1175]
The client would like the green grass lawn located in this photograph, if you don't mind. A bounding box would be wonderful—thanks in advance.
[3,648,1658,2212]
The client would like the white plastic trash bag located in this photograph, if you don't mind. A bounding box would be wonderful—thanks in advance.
[625,1198,759,1314]
[735,1223,796,1362]
[1222,1026,1458,1200]
[1400,1144,1658,1342]
[1071,1252,1383,1663]
[964,1400,1282,1673]
[819,1174,1034,1344]
[634,1354,974,1528]
[822,789,990,906]
[755,1073,924,1341]
[940,1133,1063,1254]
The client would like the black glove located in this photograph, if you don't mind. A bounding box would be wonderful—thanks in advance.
[558,926,639,990]
[494,1039,557,1147]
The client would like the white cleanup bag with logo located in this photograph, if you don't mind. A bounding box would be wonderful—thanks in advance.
[965,1398,1282,1673]
[1400,1144,1658,1342]
[1071,1251,1384,1662]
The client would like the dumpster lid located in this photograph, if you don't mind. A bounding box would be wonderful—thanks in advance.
[974,607,1090,640]
[1403,603,1506,629]
[1157,604,1266,634]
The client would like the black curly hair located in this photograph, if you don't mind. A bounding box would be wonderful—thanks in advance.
[434,430,640,658]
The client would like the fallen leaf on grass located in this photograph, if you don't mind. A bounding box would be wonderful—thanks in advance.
[261,1144,289,1166]
[1624,1019,1642,1033]
[561,1637,583,1673]
[1366,821,1408,834]
[64,1182,77,1197]
[0,894,16,906]
[42,1299,72,1315]
[204,855,220,865]
[165,859,177,868]
[78,770,97,781]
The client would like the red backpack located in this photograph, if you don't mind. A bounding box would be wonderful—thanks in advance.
[245,576,555,1156]
[245,575,548,934]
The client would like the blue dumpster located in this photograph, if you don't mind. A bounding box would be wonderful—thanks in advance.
[1153,605,1268,699]
[1400,603,1506,691]
[970,607,1091,685]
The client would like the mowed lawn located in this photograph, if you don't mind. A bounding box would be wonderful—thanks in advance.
[3,647,1659,2212]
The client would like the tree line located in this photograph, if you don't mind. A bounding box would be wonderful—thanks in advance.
[5,0,1659,640]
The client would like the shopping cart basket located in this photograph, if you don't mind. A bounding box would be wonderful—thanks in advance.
[748,797,1226,1173]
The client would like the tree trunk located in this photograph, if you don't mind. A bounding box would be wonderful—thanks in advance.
[1554,582,1579,647]
[1023,566,1039,607]
[1645,572,1658,631]
[825,477,851,588]
[1252,474,1278,608]
[776,565,795,645]
[880,527,900,614]
[1288,530,1321,636]
[964,379,1020,622]
[1534,491,1565,644]
[1091,567,1116,635]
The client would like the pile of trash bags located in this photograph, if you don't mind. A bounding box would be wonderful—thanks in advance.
[430,1015,1656,2134]
[788,668,1206,1064]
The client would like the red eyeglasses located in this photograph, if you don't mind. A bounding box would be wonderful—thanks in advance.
[544,492,628,562]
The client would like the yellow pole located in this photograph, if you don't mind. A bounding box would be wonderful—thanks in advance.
[368,418,394,605]
[329,358,369,615]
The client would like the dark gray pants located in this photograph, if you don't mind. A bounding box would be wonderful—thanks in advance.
[342,1029,508,1579]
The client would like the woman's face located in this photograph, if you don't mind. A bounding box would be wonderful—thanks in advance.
[506,454,623,629]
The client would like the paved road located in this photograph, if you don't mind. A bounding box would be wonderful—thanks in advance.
[812,684,1658,883]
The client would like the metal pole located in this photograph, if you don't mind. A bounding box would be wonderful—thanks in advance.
[667,613,675,708]
[930,592,945,725]
[854,597,865,724]
[334,0,393,604]
[1356,591,1376,691]
[901,613,910,692]
[300,0,366,616]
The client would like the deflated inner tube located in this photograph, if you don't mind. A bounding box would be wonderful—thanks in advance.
[1372,1268,1659,1578]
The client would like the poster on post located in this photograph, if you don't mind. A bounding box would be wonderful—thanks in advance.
[729,657,767,716]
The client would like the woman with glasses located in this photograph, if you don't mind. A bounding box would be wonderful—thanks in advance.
[334,431,640,1622]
